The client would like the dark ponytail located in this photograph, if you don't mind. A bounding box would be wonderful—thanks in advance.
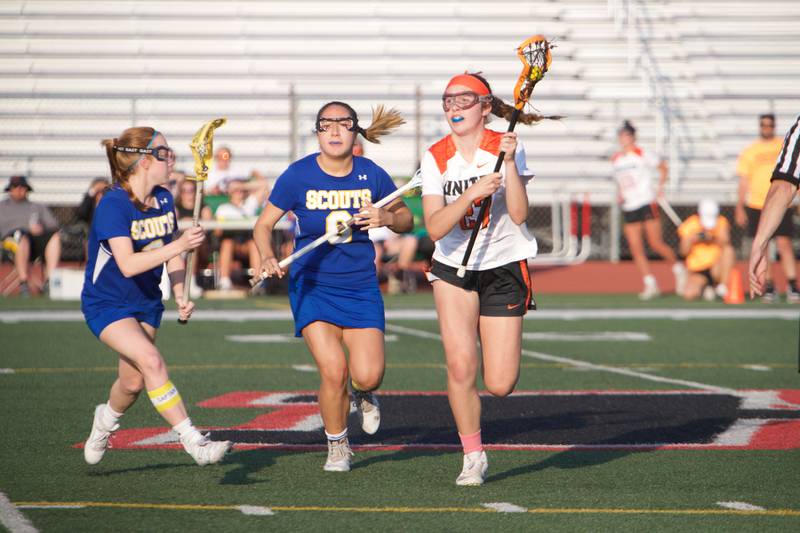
[469,72,561,125]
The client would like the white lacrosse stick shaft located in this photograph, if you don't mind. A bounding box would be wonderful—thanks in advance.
[657,197,682,226]
[250,173,422,288]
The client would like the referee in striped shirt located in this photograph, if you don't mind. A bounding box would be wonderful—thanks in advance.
[749,114,800,298]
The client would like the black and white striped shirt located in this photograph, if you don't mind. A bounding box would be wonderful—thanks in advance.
[772,114,800,188]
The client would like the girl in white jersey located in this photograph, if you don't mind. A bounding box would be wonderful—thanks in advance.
[421,72,549,486]
[611,120,686,299]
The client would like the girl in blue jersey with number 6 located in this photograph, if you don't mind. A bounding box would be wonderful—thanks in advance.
[253,102,412,472]
[81,126,231,466]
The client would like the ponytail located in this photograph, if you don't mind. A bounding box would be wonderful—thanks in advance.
[360,105,406,144]
[100,127,156,211]
[315,101,405,148]
[468,72,561,125]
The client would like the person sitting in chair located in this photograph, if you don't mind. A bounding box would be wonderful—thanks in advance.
[0,175,61,297]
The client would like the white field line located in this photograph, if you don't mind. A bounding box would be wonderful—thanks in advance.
[1,308,798,323]
[522,332,651,341]
[0,492,38,533]
[0,369,15,374]
[482,502,528,513]
[227,334,397,343]
[741,365,771,372]
[237,505,274,516]
[386,324,752,399]
[712,419,772,446]
[717,502,766,512]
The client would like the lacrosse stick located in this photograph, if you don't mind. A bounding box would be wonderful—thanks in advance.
[178,117,226,324]
[457,35,553,278]
[249,170,423,292]
[657,197,683,227]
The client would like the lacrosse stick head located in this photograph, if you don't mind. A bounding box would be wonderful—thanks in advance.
[405,168,423,192]
[513,35,552,111]
[188,117,226,182]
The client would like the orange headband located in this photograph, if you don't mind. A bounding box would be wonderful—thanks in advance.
[445,74,491,96]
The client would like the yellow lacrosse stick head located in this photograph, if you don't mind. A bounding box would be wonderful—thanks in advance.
[188,117,226,182]
[513,35,552,111]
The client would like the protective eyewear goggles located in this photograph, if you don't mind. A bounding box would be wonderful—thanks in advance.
[114,145,176,163]
[441,91,491,112]
[315,116,358,133]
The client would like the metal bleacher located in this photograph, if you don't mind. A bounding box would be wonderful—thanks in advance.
[1,0,798,207]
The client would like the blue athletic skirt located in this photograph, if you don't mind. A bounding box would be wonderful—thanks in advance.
[288,272,385,338]
[82,303,164,338]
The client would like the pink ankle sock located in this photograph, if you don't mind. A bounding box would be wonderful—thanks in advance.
[458,430,483,455]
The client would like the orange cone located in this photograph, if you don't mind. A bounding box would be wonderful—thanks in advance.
[724,268,744,305]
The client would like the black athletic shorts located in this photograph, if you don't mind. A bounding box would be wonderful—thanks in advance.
[429,259,536,316]
[623,202,658,224]
[694,268,715,286]
[745,206,794,238]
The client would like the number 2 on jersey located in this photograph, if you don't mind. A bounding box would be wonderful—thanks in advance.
[459,197,492,230]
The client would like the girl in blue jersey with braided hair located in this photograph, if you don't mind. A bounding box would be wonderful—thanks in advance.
[253,102,413,472]
[81,126,231,466]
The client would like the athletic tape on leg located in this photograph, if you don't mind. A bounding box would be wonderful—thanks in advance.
[147,380,182,413]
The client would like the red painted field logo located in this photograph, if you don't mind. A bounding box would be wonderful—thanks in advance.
[94,389,800,452]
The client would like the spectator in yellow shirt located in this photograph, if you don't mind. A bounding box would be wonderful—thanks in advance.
[735,114,799,302]
[678,200,735,301]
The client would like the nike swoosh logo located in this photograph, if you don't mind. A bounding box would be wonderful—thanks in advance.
[506,303,521,310]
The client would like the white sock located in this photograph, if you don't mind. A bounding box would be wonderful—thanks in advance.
[672,262,686,274]
[101,402,123,428]
[173,417,202,443]
[325,428,347,442]
[644,274,657,286]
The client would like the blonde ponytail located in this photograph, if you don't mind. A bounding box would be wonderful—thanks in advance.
[360,105,406,144]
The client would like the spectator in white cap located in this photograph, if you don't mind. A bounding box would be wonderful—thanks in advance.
[677,199,735,301]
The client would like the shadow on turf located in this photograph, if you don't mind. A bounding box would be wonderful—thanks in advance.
[486,417,730,482]
[218,448,282,485]
[484,418,720,484]
[350,449,451,471]
[219,448,452,482]
[86,462,197,477]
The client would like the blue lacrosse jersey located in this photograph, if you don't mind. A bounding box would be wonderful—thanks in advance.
[81,185,177,315]
[269,153,397,284]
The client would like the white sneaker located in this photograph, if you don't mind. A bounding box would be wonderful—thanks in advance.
[189,278,204,299]
[456,450,488,486]
[218,277,233,291]
[352,389,380,435]
[672,263,688,296]
[181,432,232,466]
[702,285,716,301]
[638,279,661,301]
[84,404,119,465]
[324,437,353,472]
[714,283,728,299]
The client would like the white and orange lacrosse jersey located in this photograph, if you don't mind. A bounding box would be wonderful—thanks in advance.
[420,129,537,271]
[611,146,661,211]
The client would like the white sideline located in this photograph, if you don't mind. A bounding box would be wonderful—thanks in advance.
[0,492,38,533]
[522,331,651,341]
[226,334,398,343]
[1,308,798,323]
